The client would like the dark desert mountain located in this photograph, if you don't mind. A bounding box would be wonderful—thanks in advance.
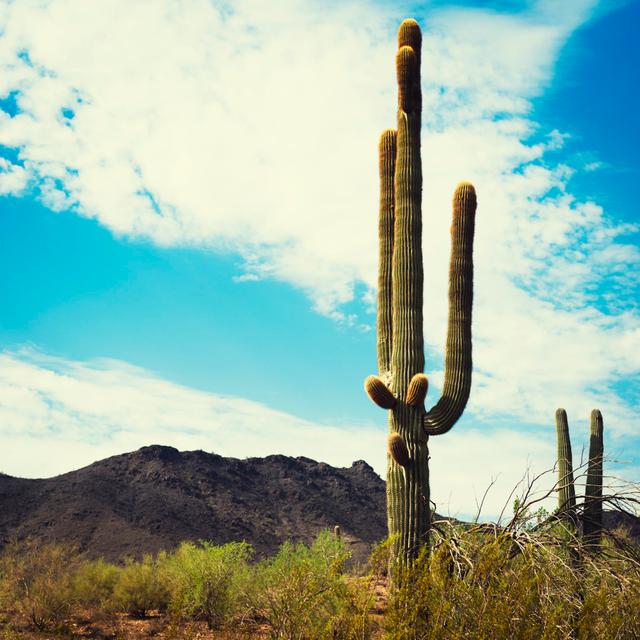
[0,445,387,562]
[1,445,637,563]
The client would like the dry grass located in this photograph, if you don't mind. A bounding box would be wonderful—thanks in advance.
[383,467,640,640]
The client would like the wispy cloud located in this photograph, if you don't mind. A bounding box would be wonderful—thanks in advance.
[0,347,380,473]
[0,1,637,480]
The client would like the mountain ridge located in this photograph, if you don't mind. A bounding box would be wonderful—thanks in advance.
[0,445,387,563]
[2,445,637,563]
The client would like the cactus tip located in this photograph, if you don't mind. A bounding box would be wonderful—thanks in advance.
[453,181,477,214]
[379,128,398,155]
[454,180,476,195]
[396,44,417,66]
[396,45,418,111]
[380,128,397,143]
[398,19,422,49]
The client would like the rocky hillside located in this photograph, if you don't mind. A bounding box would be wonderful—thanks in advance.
[1,445,637,564]
[0,445,387,562]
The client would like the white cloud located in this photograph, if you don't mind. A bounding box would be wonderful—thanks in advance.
[0,156,28,194]
[0,0,637,496]
[0,347,562,519]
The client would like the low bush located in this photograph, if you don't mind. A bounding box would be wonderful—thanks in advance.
[0,539,79,631]
[164,540,253,629]
[72,557,120,612]
[111,553,170,617]
[1,519,638,639]
[251,530,374,640]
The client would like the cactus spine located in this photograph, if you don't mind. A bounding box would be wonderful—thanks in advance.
[365,19,477,565]
[583,409,604,545]
[554,408,604,545]
[555,408,577,519]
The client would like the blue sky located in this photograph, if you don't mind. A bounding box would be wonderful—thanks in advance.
[0,0,638,519]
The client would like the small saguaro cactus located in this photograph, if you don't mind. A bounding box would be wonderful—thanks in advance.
[364,18,477,565]
[555,408,577,520]
[583,409,604,546]
[553,408,605,545]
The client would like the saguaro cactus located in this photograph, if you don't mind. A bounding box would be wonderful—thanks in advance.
[555,408,577,519]
[553,408,604,545]
[583,409,604,545]
[364,19,477,565]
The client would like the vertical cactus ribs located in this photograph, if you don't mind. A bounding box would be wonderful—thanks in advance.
[554,408,604,545]
[583,409,604,545]
[364,18,477,564]
[555,409,577,517]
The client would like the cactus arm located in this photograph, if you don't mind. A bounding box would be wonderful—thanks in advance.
[422,182,476,435]
[406,373,428,407]
[555,408,577,516]
[376,129,397,376]
[364,130,397,411]
[583,409,604,546]
[364,375,397,409]
[388,433,410,467]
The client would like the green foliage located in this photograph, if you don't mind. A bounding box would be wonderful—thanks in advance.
[251,530,372,640]
[111,553,170,617]
[366,535,395,578]
[1,525,638,638]
[0,539,79,630]
[72,557,120,611]
[163,540,253,629]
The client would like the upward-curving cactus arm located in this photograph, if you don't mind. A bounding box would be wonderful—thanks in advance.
[422,183,476,435]
[376,129,397,377]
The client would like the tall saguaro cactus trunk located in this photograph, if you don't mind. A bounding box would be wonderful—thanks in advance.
[583,409,604,546]
[365,19,477,566]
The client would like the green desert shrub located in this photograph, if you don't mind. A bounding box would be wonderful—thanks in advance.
[163,540,253,629]
[0,539,79,630]
[72,558,120,611]
[111,553,170,617]
[251,530,372,640]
